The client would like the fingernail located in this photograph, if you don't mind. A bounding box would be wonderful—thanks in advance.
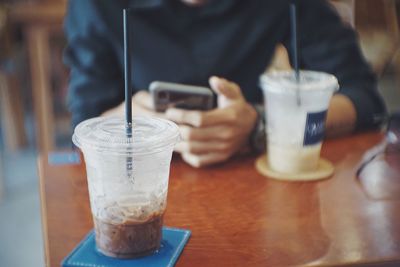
[209,76,217,84]
[209,76,220,87]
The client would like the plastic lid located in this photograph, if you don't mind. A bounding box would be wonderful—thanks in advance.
[260,70,338,93]
[72,116,180,155]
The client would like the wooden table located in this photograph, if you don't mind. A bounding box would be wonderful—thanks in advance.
[38,132,400,267]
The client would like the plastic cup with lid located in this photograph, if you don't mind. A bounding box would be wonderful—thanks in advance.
[72,116,180,258]
[260,70,338,174]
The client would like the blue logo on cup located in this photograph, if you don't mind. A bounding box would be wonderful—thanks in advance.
[303,110,327,146]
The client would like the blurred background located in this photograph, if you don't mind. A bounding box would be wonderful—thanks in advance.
[0,0,399,266]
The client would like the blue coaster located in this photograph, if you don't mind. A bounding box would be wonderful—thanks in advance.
[62,227,191,267]
[48,151,81,165]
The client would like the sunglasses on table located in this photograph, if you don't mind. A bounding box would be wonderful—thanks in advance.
[356,112,400,177]
[356,112,400,201]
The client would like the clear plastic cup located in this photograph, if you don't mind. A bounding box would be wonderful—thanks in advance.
[260,71,338,174]
[72,116,180,258]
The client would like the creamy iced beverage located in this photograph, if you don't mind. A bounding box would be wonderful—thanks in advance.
[260,71,338,174]
[268,144,321,174]
[72,116,179,258]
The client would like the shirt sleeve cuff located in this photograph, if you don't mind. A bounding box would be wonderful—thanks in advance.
[338,89,387,131]
[249,104,266,153]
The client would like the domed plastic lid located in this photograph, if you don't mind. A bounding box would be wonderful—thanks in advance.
[72,116,180,155]
[260,70,338,93]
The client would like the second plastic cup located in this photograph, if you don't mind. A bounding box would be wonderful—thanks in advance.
[72,116,180,258]
[260,70,338,174]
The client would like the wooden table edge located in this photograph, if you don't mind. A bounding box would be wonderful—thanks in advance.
[37,155,51,267]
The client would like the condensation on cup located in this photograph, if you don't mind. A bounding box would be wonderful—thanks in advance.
[72,116,180,258]
[260,71,338,174]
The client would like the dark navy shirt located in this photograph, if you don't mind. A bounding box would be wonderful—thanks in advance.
[64,0,386,129]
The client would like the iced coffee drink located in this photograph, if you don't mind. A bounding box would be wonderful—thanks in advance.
[72,116,179,258]
[94,207,165,258]
[260,71,338,174]
[94,215,163,258]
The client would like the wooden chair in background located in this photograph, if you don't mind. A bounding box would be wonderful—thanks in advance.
[0,5,28,201]
[356,0,400,77]
[9,0,66,153]
[0,5,27,153]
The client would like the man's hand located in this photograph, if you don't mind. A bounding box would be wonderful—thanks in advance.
[166,76,257,167]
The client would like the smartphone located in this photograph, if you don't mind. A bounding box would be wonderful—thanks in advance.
[150,81,215,112]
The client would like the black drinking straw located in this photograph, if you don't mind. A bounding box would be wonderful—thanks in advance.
[123,8,133,135]
[290,2,301,105]
[123,9,134,182]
